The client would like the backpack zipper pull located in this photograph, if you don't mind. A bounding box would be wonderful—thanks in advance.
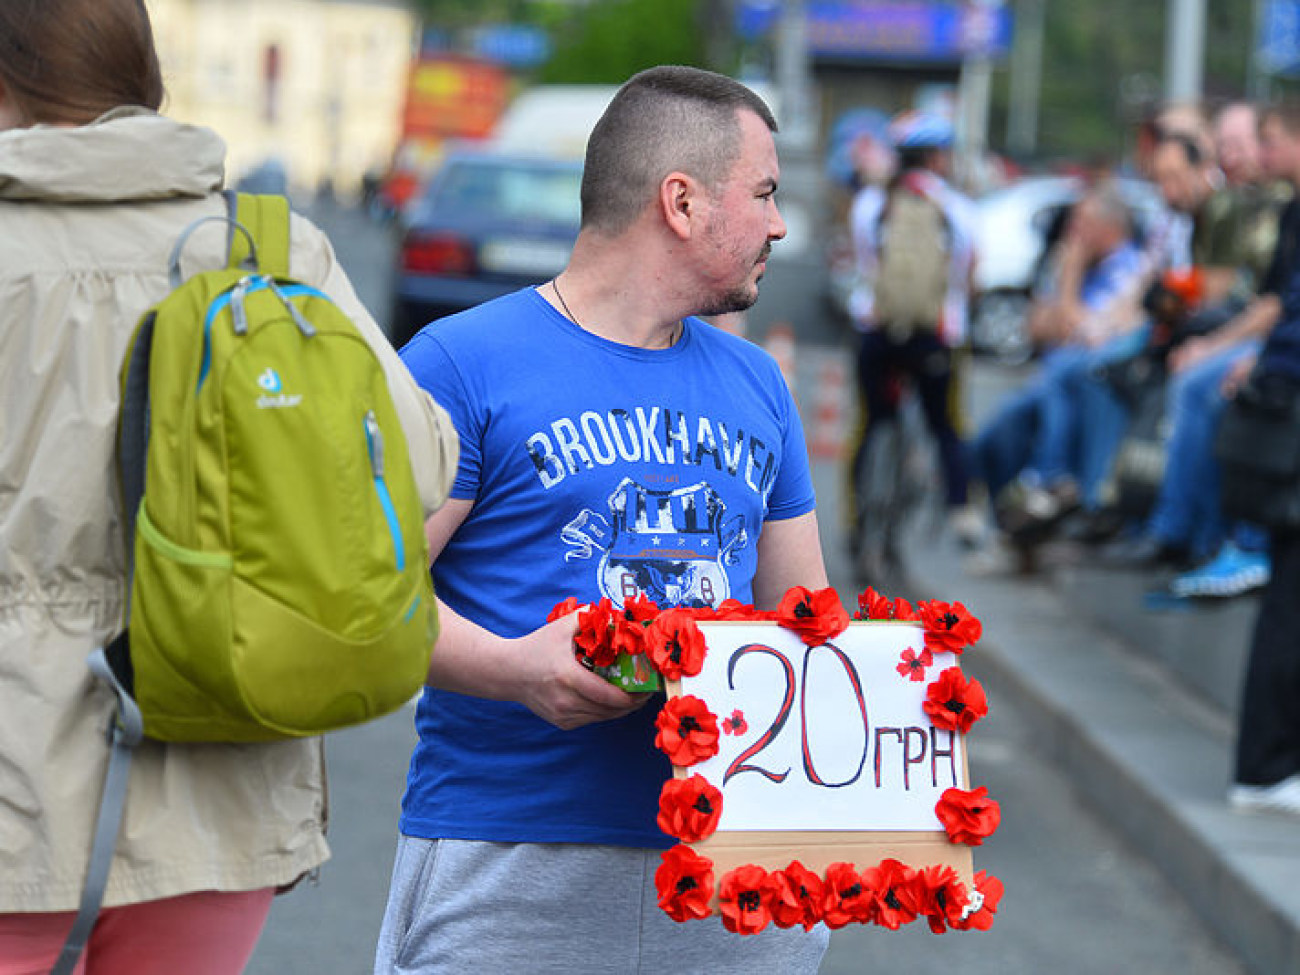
[364,411,385,478]
[266,278,318,337]
[230,275,256,335]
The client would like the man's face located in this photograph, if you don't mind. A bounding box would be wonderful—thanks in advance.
[1215,106,1261,185]
[1260,116,1300,184]
[693,109,787,317]
[1152,142,1206,214]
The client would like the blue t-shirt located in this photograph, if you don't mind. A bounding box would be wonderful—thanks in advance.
[398,287,817,848]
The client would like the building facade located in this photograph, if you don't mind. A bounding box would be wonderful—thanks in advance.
[147,0,418,198]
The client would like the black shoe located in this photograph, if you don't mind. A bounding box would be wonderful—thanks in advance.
[1062,507,1126,546]
[1099,534,1190,570]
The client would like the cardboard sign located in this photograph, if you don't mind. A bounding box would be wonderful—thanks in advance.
[668,621,974,898]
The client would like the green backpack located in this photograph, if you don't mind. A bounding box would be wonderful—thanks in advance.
[57,193,437,974]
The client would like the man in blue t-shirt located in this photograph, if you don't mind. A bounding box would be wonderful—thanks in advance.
[374,67,831,973]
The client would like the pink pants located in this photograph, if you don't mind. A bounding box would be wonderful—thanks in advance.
[0,888,274,975]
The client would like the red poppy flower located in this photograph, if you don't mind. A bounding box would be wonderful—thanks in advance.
[654,695,720,766]
[716,598,761,620]
[776,586,850,646]
[920,599,982,655]
[574,598,617,669]
[935,786,1002,847]
[656,774,723,843]
[912,864,968,934]
[622,592,660,623]
[644,609,708,681]
[856,586,893,620]
[763,861,824,930]
[655,845,715,922]
[891,597,919,621]
[861,858,921,930]
[721,709,748,736]
[895,646,934,682]
[923,667,989,734]
[610,614,647,659]
[821,861,875,929]
[952,870,1004,931]
[719,864,773,935]
[546,596,581,623]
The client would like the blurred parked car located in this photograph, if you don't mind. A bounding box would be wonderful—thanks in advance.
[389,150,584,348]
[971,175,1165,364]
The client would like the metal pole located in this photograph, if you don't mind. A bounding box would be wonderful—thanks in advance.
[1250,0,1273,102]
[1006,0,1046,158]
[776,0,817,151]
[1165,0,1207,104]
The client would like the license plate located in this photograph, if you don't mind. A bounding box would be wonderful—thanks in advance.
[479,239,573,276]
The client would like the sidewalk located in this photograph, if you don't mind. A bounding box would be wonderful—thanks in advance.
[801,348,1300,975]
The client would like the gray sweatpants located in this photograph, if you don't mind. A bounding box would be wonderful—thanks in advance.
[373,835,830,974]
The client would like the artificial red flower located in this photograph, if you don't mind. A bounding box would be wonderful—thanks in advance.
[656,774,724,843]
[610,613,647,659]
[920,599,983,655]
[655,845,715,922]
[890,597,919,621]
[856,586,893,621]
[573,598,618,668]
[895,646,934,682]
[644,609,708,681]
[923,667,989,734]
[912,864,969,934]
[622,592,660,623]
[546,596,580,622]
[776,586,850,646]
[763,861,824,930]
[654,695,720,766]
[821,861,874,929]
[719,864,773,935]
[715,598,761,620]
[935,786,1002,847]
[861,858,921,930]
[952,870,1004,931]
[721,709,748,736]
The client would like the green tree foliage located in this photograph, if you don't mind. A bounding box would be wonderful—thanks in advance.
[991,0,1270,165]
[536,0,708,83]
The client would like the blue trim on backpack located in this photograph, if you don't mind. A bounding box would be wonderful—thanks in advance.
[197,280,330,390]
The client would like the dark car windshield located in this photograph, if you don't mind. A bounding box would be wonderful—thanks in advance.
[431,159,583,225]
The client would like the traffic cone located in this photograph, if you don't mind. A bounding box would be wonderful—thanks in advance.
[807,357,849,461]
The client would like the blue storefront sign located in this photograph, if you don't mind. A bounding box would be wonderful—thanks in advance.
[736,1,1013,63]
[1259,0,1300,76]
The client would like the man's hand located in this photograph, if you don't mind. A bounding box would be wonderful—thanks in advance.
[1221,353,1258,399]
[1169,335,1217,374]
[512,613,652,730]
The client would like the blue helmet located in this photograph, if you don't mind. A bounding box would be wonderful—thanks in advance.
[888,111,954,151]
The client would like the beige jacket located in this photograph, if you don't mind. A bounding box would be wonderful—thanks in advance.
[0,109,457,912]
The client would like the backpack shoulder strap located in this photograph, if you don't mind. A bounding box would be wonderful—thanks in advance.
[226,191,290,278]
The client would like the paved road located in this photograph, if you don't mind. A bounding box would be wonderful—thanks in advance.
[244,202,1246,974]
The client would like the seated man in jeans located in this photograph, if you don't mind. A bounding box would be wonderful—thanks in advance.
[969,184,1145,534]
[1104,116,1289,574]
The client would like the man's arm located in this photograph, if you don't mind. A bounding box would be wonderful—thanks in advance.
[1169,293,1281,373]
[422,500,649,730]
[751,511,830,611]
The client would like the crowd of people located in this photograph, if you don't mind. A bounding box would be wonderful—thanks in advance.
[845,98,1300,817]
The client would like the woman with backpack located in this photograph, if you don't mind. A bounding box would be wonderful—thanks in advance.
[0,2,458,972]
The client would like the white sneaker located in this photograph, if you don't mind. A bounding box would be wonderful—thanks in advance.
[949,504,988,550]
[1228,774,1300,817]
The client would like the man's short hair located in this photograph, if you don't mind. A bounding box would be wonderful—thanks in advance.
[1084,182,1133,237]
[580,65,777,234]
[1262,99,1300,138]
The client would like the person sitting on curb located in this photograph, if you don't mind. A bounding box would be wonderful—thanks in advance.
[970,183,1147,542]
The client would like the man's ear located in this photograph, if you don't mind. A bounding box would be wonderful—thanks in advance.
[659,171,698,241]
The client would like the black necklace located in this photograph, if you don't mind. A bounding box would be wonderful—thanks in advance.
[550,278,682,347]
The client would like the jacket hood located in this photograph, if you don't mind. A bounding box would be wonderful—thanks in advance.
[0,107,224,203]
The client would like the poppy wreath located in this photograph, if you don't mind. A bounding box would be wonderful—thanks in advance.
[558,585,1004,932]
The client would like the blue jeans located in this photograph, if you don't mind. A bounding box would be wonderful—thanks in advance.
[970,328,1146,508]
[1147,340,1263,557]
